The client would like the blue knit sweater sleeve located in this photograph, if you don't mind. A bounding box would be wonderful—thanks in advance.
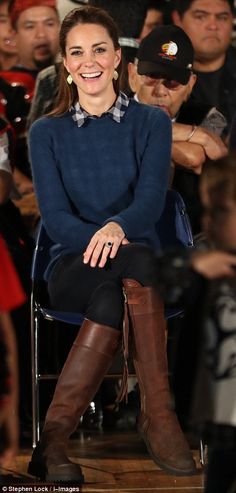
[29,118,99,252]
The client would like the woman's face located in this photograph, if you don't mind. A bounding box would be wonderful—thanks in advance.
[63,22,121,100]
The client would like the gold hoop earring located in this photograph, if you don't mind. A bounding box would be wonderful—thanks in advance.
[113,70,119,81]
[67,74,73,85]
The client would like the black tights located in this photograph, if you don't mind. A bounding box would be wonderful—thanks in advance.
[48,243,156,330]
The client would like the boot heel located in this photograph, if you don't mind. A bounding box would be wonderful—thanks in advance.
[28,459,46,480]
[28,459,84,483]
[138,425,197,476]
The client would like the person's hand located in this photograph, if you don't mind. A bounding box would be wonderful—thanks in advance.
[191,251,236,279]
[83,222,127,267]
[194,128,228,161]
[172,142,205,174]
[13,168,34,196]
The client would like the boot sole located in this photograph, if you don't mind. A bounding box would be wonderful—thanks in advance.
[138,428,197,476]
[28,460,84,483]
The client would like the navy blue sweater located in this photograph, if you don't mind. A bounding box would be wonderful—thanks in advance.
[29,98,171,277]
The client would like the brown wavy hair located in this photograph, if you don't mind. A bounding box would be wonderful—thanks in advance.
[51,6,123,116]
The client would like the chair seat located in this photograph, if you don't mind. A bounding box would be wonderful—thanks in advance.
[165,307,184,319]
[40,306,183,325]
[39,306,84,325]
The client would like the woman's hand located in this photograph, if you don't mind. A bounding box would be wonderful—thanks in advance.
[83,222,127,267]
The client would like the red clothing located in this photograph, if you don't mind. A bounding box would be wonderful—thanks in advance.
[0,235,26,311]
[0,70,35,102]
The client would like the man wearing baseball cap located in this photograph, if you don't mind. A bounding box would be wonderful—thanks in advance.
[137,23,194,87]
[128,24,227,235]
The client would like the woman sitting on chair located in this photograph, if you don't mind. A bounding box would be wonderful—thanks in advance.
[28,6,196,483]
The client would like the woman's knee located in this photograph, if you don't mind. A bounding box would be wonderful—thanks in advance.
[121,243,156,285]
[86,281,124,329]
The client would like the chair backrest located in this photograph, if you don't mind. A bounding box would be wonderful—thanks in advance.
[32,189,194,282]
[31,223,54,281]
[155,189,194,250]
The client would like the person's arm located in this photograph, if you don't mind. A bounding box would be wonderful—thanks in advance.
[172,122,228,162]
[12,168,34,196]
[0,234,27,466]
[0,311,18,468]
[154,249,236,305]
[0,170,13,204]
[229,112,236,151]
[29,118,100,252]
[190,251,236,279]
[172,141,205,174]
[0,130,13,203]
[27,65,58,128]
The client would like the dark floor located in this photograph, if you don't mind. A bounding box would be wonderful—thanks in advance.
[1,427,205,493]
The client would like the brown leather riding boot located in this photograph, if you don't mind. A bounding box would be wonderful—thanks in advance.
[28,319,120,482]
[123,279,197,476]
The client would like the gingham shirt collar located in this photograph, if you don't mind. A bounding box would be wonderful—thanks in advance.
[72,91,129,127]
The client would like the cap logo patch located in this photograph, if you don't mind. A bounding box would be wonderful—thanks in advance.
[162,41,178,56]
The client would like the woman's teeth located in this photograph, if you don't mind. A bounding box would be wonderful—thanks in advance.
[81,72,102,79]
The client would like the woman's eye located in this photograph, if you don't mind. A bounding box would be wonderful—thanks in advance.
[95,47,106,54]
[71,50,83,56]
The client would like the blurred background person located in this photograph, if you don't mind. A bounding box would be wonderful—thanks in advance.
[0,114,35,444]
[153,154,236,492]
[172,0,235,136]
[140,0,174,40]
[0,115,13,204]
[89,0,147,93]
[0,234,26,468]
[57,0,88,21]
[0,0,60,198]
[192,156,236,493]
[0,0,18,70]
[128,24,227,236]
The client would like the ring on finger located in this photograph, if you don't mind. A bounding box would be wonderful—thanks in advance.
[105,241,113,248]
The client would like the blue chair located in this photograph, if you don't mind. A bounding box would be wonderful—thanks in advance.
[30,189,194,448]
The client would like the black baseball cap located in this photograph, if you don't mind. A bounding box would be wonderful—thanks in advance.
[137,25,194,85]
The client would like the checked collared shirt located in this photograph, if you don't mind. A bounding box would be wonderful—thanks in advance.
[72,91,130,127]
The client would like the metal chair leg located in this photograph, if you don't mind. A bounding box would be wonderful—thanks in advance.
[31,292,40,448]
[199,438,207,467]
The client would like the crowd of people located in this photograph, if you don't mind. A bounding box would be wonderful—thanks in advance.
[1,0,236,492]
